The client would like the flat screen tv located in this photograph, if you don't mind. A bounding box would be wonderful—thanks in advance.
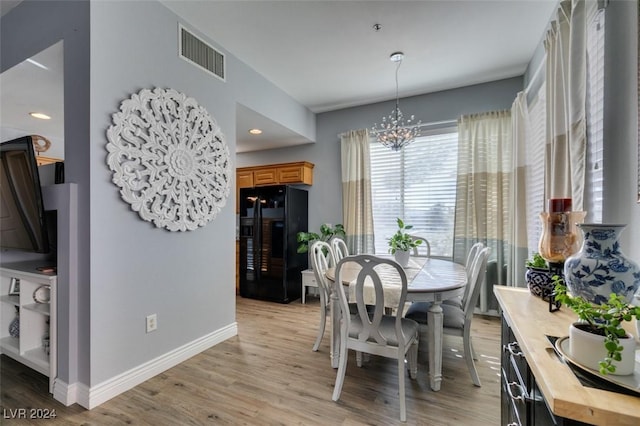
[0,136,50,253]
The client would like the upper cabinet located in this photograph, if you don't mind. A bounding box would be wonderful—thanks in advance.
[237,161,314,188]
[236,162,314,212]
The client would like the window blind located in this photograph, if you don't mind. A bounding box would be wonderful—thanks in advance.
[526,86,546,254]
[584,6,604,223]
[370,128,458,257]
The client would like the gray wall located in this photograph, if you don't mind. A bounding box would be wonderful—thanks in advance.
[2,0,315,389]
[89,1,314,385]
[238,77,523,235]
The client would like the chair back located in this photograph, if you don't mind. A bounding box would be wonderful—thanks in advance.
[409,235,431,257]
[335,255,409,347]
[331,237,349,262]
[462,247,490,321]
[460,242,484,306]
[465,242,484,273]
[310,240,336,307]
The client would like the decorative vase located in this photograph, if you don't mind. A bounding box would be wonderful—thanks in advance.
[394,250,410,268]
[525,266,554,297]
[564,224,640,305]
[569,323,636,375]
[9,314,19,338]
[538,210,586,264]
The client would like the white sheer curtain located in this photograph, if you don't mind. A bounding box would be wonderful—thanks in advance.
[544,0,596,211]
[454,110,512,313]
[509,92,531,288]
[340,129,375,254]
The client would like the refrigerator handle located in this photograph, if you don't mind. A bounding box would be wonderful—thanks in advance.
[254,196,262,279]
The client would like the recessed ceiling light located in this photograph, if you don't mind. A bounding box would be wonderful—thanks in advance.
[29,112,51,120]
[26,58,49,70]
[248,128,262,135]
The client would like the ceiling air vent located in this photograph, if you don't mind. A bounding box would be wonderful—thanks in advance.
[179,24,225,81]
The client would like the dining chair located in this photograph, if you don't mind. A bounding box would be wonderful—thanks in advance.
[451,242,485,307]
[409,235,431,258]
[310,240,336,352]
[332,255,419,422]
[331,237,349,262]
[404,246,490,387]
[431,242,484,312]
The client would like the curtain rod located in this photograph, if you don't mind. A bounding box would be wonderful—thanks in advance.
[338,119,457,139]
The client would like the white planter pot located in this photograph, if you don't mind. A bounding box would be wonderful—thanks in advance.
[394,250,410,268]
[569,323,636,376]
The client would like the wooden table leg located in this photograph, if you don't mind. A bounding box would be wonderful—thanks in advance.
[427,300,444,391]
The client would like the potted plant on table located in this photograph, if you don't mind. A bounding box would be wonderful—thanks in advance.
[387,218,422,268]
[553,276,640,375]
[525,252,553,298]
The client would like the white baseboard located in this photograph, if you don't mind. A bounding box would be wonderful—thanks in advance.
[56,323,238,409]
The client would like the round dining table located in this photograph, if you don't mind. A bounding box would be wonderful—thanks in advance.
[325,255,468,392]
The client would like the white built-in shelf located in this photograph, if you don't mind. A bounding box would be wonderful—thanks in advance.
[0,336,20,354]
[0,264,57,390]
[0,294,20,306]
[22,302,50,316]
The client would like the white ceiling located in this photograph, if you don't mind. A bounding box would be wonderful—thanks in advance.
[1,0,557,153]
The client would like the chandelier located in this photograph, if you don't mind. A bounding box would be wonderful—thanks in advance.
[371,52,421,151]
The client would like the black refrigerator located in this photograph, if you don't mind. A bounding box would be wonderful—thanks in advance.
[239,185,308,303]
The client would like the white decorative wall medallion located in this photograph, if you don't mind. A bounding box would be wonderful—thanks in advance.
[106,88,231,231]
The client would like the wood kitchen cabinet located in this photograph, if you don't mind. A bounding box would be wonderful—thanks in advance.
[236,161,314,212]
[237,170,254,188]
[237,161,313,188]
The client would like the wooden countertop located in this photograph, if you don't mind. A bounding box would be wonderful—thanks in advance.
[494,286,639,426]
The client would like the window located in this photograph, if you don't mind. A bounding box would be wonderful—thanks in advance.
[370,128,458,257]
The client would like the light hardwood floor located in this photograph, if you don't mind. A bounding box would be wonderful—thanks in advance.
[1,296,502,425]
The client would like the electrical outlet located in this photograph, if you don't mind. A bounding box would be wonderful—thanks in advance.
[146,314,157,333]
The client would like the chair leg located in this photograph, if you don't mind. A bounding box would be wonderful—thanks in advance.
[463,327,481,387]
[470,338,478,360]
[356,351,363,367]
[312,305,326,352]
[397,355,407,422]
[407,339,418,380]
[332,331,349,401]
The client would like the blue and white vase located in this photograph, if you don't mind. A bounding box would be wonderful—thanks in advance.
[525,266,554,297]
[564,224,640,304]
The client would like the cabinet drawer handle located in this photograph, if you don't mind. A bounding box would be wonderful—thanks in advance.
[506,380,528,403]
[504,341,523,358]
[507,423,520,426]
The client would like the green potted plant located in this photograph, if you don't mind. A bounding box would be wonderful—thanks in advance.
[387,218,422,268]
[525,252,553,297]
[553,276,640,375]
[297,223,345,254]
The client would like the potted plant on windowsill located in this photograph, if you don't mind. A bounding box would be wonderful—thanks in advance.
[553,276,640,375]
[387,218,422,268]
[525,252,553,298]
